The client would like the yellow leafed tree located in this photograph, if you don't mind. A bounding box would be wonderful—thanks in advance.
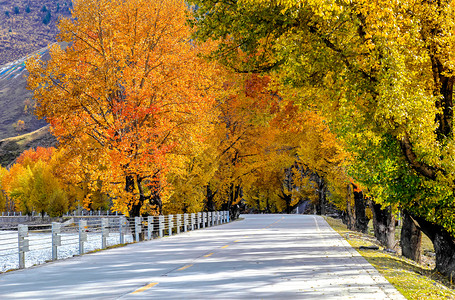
[27,0,221,217]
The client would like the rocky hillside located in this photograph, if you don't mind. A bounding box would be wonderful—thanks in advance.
[0,46,51,140]
[0,0,72,65]
[0,125,56,167]
[0,46,57,167]
[0,0,71,166]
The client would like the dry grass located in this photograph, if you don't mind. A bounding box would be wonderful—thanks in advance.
[325,217,455,300]
[0,125,56,167]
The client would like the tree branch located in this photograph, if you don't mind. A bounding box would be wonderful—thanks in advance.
[400,132,441,180]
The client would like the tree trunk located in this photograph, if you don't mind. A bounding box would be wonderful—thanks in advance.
[227,184,241,220]
[409,212,455,278]
[371,203,395,249]
[343,184,356,230]
[205,185,216,212]
[126,175,162,241]
[318,177,327,216]
[400,212,422,263]
[283,192,292,214]
[312,174,327,216]
[353,187,369,234]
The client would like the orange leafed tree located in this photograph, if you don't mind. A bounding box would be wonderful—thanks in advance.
[16,147,55,166]
[26,0,219,217]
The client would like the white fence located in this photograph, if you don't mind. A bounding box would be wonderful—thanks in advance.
[0,211,230,272]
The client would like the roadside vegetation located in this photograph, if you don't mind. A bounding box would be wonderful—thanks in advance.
[326,217,455,300]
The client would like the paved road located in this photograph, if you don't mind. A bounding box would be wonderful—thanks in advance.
[0,215,404,299]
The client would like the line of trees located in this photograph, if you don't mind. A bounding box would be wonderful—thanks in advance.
[187,0,455,278]
[20,0,352,221]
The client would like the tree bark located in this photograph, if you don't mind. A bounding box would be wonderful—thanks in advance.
[228,183,241,220]
[205,185,216,212]
[126,175,162,241]
[342,184,356,230]
[318,177,327,216]
[408,212,455,278]
[400,212,422,263]
[371,203,395,249]
[312,174,327,215]
[353,186,369,234]
[125,175,140,217]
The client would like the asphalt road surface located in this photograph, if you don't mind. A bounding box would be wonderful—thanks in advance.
[0,214,405,299]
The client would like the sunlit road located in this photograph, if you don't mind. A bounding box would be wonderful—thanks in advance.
[0,214,404,299]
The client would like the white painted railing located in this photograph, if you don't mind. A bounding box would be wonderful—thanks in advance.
[0,211,230,272]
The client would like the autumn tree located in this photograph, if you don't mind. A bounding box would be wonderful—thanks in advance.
[273,102,350,212]
[207,73,288,217]
[189,0,455,276]
[0,167,7,211]
[4,147,70,217]
[27,0,220,218]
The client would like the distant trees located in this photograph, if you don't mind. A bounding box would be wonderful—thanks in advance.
[13,120,26,132]
[42,11,51,25]
[1,147,72,217]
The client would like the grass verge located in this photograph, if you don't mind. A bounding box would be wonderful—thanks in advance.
[324,216,455,300]
[86,243,128,254]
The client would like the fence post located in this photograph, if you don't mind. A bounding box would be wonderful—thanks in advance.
[18,224,29,269]
[227,210,230,222]
[183,214,188,232]
[159,215,164,237]
[119,217,126,244]
[168,214,174,236]
[190,213,195,230]
[52,223,61,261]
[176,214,181,234]
[197,212,201,229]
[79,220,87,255]
[101,218,109,249]
[135,217,141,242]
[147,216,153,240]
[211,211,215,226]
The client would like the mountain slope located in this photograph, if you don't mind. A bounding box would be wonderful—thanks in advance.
[0,1,70,166]
[0,46,51,140]
[0,0,72,65]
[0,46,58,167]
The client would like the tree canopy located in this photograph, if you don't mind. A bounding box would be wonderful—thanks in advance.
[27,0,221,217]
[188,0,455,277]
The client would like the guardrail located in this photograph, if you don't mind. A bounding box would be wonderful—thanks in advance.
[0,211,230,272]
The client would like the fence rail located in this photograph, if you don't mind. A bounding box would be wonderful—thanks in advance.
[0,211,230,272]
